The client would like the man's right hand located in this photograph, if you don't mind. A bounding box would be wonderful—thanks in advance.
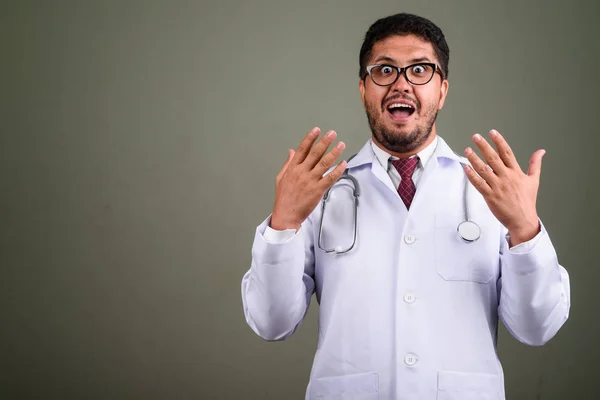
[270,127,347,231]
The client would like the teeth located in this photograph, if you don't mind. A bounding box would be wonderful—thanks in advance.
[388,103,413,109]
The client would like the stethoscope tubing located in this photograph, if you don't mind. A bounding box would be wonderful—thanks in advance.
[318,154,481,254]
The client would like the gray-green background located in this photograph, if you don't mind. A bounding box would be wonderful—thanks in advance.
[1,0,598,399]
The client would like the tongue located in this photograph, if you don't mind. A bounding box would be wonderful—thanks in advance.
[390,109,411,118]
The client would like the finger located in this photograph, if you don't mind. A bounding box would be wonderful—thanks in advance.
[320,160,348,189]
[276,149,295,184]
[472,133,506,176]
[463,164,492,196]
[489,130,519,170]
[303,130,337,169]
[282,148,295,172]
[313,141,346,176]
[291,127,321,165]
[527,149,546,177]
[464,146,498,187]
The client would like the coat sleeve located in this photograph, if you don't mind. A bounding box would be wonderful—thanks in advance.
[241,215,316,341]
[497,220,571,346]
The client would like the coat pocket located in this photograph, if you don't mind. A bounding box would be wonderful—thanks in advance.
[310,372,379,400]
[433,213,498,283]
[437,371,503,400]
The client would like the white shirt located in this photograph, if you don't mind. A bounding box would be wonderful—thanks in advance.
[242,135,570,399]
[265,136,532,250]
[264,136,438,243]
[370,134,438,190]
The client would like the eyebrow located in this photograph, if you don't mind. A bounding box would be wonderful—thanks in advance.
[373,55,433,65]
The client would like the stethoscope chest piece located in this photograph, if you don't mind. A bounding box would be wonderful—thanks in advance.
[457,220,481,242]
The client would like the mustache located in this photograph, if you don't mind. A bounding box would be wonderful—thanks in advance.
[382,95,420,110]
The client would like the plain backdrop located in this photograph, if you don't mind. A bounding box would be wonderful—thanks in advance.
[1,0,599,399]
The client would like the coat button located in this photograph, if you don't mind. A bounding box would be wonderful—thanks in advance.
[404,234,416,244]
[404,354,418,366]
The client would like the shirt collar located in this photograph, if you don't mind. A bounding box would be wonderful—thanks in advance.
[370,135,438,171]
[346,135,466,170]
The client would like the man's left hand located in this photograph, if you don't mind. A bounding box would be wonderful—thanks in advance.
[463,130,545,247]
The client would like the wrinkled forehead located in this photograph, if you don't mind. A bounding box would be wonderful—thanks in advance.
[369,34,438,66]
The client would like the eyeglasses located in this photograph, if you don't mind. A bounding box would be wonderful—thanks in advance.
[365,63,444,86]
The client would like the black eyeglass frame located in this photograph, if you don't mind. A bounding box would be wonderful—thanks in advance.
[364,62,445,86]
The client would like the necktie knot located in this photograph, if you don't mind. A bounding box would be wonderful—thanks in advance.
[391,157,419,178]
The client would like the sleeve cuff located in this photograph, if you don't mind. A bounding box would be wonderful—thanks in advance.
[262,215,298,244]
[505,219,545,254]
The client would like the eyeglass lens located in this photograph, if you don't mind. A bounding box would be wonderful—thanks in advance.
[370,64,435,85]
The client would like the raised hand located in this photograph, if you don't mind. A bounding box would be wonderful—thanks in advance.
[270,127,347,231]
[463,130,545,246]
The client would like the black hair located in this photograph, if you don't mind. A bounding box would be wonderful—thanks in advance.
[359,13,450,80]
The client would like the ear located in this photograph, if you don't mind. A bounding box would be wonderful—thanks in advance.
[359,79,366,109]
[437,79,449,111]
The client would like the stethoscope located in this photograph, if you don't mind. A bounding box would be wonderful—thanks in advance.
[317,155,481,254]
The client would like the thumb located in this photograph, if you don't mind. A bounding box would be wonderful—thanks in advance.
[282,149,295,171]
[276,149,295,183]
[527,149,546,177]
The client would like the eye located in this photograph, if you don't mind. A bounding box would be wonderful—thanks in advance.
[411,64,427,74]
[380,65,394,75]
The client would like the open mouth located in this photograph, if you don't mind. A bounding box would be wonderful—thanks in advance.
[386,102,415,122]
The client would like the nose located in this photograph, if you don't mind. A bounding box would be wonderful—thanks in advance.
[390,71,412,93]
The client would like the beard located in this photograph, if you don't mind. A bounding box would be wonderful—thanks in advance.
[365,97,438,154]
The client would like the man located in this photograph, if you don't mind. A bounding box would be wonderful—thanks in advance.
[241,13,570,400]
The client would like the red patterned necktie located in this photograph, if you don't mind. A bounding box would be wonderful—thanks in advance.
[391,157,419,209]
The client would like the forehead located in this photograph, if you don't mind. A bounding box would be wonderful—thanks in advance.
[369,34,437,64]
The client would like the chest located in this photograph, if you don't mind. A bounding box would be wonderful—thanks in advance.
[311,163,502,294]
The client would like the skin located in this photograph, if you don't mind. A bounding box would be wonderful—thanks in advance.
[358,35,448,158]
[270,127,347,232]
[464,131,544,246]
[272,34,543,246]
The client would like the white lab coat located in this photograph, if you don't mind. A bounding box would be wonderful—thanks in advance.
[241,136,570,400]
